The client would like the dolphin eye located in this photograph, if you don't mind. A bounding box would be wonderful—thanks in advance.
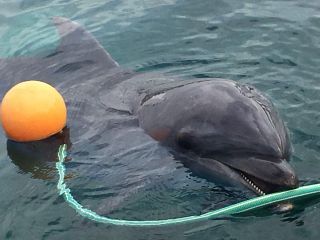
[176,132,194,150]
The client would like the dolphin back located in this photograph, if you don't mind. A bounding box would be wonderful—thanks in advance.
[52,17,119,70]
[0,17,121,97]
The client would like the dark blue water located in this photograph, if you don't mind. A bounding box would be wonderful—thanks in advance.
[1,0,320,239]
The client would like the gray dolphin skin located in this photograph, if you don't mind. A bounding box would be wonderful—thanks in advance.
[0,17,298,197]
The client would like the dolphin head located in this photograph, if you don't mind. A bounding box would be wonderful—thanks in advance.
[138,79,299,195]
[175,120,298,195]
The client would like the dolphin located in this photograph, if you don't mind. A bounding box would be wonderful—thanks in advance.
[1,17,298,202]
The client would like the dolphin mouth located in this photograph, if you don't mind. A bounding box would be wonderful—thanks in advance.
[181,152,299,195]
[211,154,299,196]
[228,163,299,196]
[182,153,299,196]
[238,170,266,195]
[235,168,294,195]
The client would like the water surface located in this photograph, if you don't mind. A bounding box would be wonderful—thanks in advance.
[0,0,320,239]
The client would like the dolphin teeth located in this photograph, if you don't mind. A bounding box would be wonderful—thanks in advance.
[240,172,266,196]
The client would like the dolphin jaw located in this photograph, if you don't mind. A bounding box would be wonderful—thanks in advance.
[239,171,266,195]
[229,164,299,195]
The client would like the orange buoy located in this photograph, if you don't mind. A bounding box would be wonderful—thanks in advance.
[0,80,67,142]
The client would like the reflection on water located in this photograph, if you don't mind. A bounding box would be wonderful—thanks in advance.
[7,128,71,180]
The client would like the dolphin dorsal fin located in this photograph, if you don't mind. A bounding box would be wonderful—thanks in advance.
[52,17,119,70]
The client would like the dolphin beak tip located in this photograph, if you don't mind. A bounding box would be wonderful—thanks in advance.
[286,173,299,189]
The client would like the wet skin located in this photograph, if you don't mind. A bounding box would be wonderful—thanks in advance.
[0,17,298,196]
[138,80,298,194]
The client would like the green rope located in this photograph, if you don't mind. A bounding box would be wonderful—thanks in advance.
[56,144,320,227]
